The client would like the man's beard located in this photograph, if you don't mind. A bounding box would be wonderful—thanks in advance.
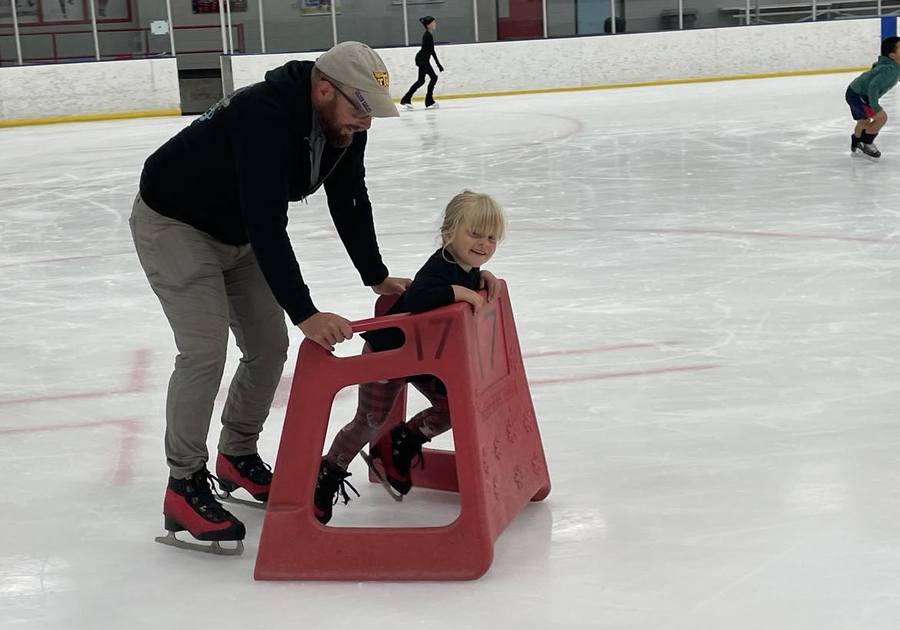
[320,97,354,148]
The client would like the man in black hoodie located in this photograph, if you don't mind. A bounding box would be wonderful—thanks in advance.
[131,42,408,554]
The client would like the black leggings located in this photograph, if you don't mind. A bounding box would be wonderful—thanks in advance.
[401,63,438,106]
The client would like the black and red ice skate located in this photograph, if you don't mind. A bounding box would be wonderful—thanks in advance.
[215,452,272,508]
[155,468,246,556]
[313,459,359,525]
[363,423,430,501]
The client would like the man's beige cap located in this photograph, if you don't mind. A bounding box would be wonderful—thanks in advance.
[315,41,399,118]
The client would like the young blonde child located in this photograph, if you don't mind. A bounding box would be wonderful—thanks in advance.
[314,191,506,523]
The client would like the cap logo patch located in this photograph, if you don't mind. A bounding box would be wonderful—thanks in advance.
[372,70,389,88]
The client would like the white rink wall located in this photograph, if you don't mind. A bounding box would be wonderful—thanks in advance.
[0,57,180,123]
[0,19,882,123]
[224,19,881,96]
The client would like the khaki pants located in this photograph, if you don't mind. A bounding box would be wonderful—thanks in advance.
[129,194,288,479]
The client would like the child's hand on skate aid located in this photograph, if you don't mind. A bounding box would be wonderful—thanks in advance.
[453,285,485,314]
[479,270,500,302]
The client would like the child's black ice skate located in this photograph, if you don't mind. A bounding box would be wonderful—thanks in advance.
[155,468,245,556]
[313,459,359,525]
[360,449,403,502]
[851,134,860,154]
[858,141,881,159]
[366,423,430,499]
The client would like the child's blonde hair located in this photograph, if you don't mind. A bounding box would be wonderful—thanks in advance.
[440,190,506,248]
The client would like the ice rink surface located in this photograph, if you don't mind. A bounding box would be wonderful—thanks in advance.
[2,71,900,629]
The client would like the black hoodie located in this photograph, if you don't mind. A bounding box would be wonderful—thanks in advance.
[139,60,389,325]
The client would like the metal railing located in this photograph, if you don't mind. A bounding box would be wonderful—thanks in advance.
[0,23,244,65]
[720,0,900,25]
[0,0,895,68]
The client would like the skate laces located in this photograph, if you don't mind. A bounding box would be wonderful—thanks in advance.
[391,425,429,476]
[318,464,360,507]
[229,453,272,485]
[334,475,359,507]
[186,470,233,521]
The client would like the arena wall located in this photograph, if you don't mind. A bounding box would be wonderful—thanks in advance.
[224,19,881,98]
[0,19,884,125]
[0,57,180,126]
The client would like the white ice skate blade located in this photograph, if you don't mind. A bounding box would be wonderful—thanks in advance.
[154,531,244,556]
[400,103,415,111]
[425,103,440,109]
[217,490,267,510]
[360,450,404,502]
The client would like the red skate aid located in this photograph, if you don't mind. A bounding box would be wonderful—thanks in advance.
[254,280,551,581]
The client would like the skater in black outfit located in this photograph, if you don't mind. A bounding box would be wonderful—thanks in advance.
[400,16,443,110]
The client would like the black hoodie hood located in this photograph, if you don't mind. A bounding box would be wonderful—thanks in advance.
[263,60,315,134]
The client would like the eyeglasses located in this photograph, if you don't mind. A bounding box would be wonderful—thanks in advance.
[326,80,371,119]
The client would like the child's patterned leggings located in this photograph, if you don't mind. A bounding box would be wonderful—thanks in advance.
[325,349,450,470]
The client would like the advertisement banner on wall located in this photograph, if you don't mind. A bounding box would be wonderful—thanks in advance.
[40,0,85,22]
[192,0,247,13]
[0,0,129,24]
[93,0,131,19]
[0,0,39,23]
[300,0,340,15]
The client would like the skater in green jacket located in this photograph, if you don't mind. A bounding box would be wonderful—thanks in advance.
[846,36,900,159]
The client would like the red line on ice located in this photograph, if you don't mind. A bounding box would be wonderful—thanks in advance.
[0,348,150,406]
[615,227,886,244]
[0,418,142,484]
[524,342,681,359]
[530,363,720,385]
